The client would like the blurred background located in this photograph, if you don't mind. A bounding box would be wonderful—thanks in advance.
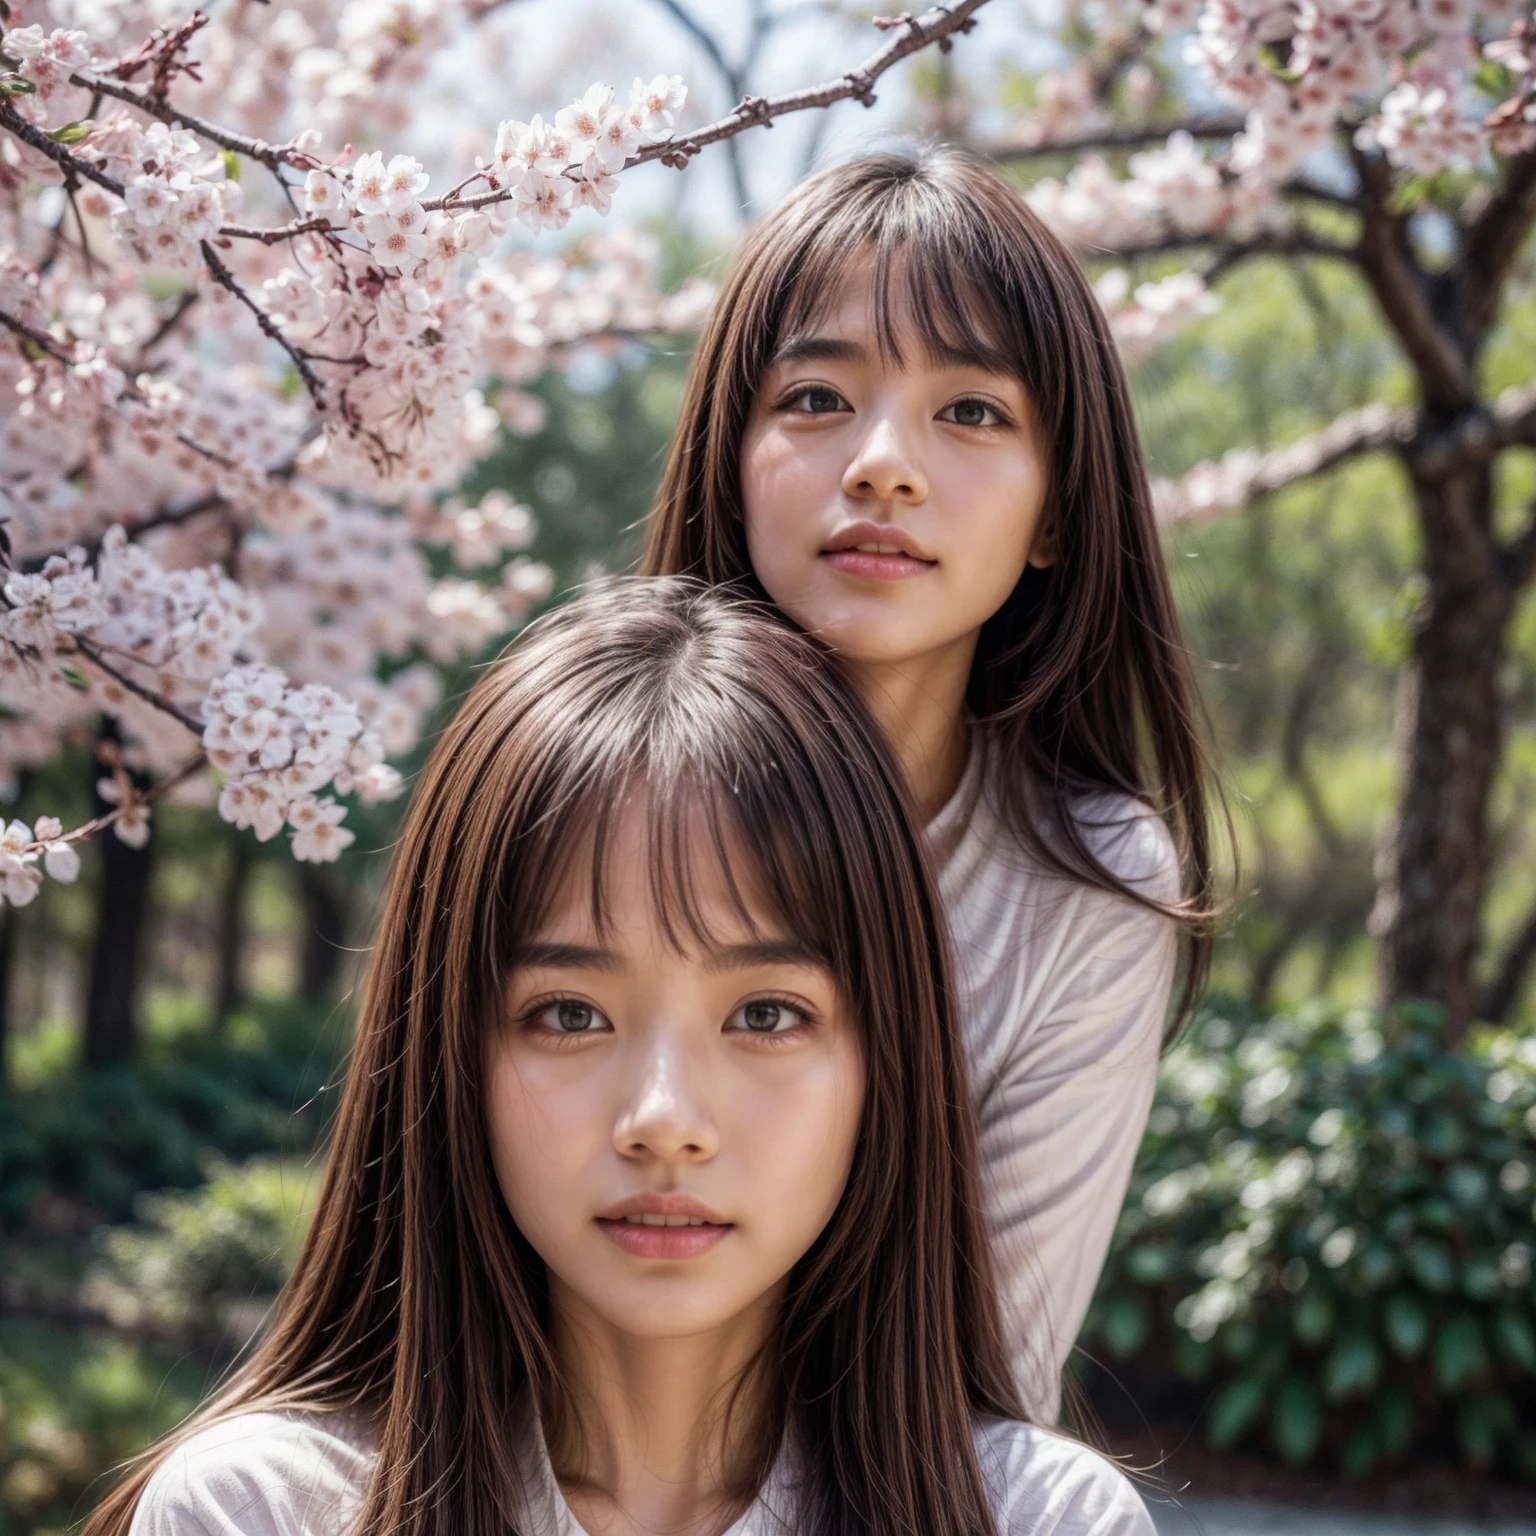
[4,0,1536,1530]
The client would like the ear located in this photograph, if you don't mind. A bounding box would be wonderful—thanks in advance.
[1026,513,1057,571]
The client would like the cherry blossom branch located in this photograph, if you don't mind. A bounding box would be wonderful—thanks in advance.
[0,99,124,198]
[74,639,206,733]
[978,115,1247,160]
[0,303,75,364]
[1155,400,1416,524]
[198,239,330,406]
[621,0,989,171]
[31,750,208,853]
[67,66,317,174]
[1097,228,1356,270]
[1155,381,1536,525]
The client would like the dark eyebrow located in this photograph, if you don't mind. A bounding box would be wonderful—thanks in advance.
[506,939,826,975]
[769,336,867,367]
[704,940,827,974]
[506,941,622,972]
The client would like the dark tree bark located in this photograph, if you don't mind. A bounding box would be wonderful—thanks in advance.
[1373,464,1517,1043]
[84,753,156,1069]
[0,902,14,1091]
[212,834,251,1033]
[297,863,351,1003]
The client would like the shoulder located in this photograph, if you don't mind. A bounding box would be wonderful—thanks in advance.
[130,1410,377,1536]
[971,1418,1156,1536]
[1067,789,1181,907]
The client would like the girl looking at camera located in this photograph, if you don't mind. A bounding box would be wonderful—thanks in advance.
[643,150,1220,1419]
[91,580,1154,1536]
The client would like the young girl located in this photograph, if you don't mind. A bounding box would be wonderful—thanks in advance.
[642,149,1218,1422]
[94,580,1154,1536]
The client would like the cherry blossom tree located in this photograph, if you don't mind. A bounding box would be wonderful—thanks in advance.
[0,0,987,975]
[938,0,1536,1041]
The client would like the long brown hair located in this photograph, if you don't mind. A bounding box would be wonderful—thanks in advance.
[641,149,1219,1024]
[86,577,1022,1536]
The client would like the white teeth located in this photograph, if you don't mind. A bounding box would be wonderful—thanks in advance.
[852,543,905,555]
[620,1214,710,1226]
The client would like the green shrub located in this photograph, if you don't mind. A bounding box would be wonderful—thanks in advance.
[88,1157,319,1338]
[0,1002,345,1232]
[0,1323,204,1536]
[1084,1000,1536,1479]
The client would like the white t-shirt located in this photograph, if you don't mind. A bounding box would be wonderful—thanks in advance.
[928,732,1179,1424]
[128,1408,1156,1535]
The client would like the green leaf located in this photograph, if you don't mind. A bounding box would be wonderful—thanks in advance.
[1408,1239,1456,1292]
[44,118,93,145]
[1435,1314,1489,1392]
[1293,1288,1334,1346]
[1175,1334,1214,1380]
[0,72,37,94]
[1271,1375,1322,1465]
[1124,1244,1172,1284]
[1208,1375,1267,1449]
[1492,1310,1536,1373]
[1463,1259,1501,1301]
[221,149,241,182]
[1384,1294,1429,1357]
[1323,1334,1381,1401]
[1101,1294,1147,1359]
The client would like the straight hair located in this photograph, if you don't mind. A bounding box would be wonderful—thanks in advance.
[84,577,1023,1536]
[641,148,1220,1027]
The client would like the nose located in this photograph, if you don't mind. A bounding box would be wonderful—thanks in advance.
[840,411,928,506]
[612,1035,720,1164]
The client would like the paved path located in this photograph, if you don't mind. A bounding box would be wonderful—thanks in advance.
[1151,1496,1536,1534]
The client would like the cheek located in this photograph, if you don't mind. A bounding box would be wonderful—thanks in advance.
[741,427,834,546]
[484,1050,596,1238]
[734,1046,865,1250]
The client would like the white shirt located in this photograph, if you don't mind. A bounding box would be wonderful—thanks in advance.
[927,733,1179,1424]
[129,1408,1156,1535]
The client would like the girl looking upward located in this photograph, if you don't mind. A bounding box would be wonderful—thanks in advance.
[96,580,1154,1536]
[644,150,1219,1420]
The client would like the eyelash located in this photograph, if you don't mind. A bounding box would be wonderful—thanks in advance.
[777,385,1012,429]
[728,993,818,1047]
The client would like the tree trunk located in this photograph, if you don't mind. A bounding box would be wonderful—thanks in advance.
[212,834,251,1034]
[297,863,350,1003]
[0,902,13,1090]
[1374,463,1513,1044]
[84,760,156,1069]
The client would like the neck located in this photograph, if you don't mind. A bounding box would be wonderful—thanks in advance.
[545,1279,778,1536]
[841,633,977,822]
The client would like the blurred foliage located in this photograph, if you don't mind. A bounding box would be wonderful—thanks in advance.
[0,1000,342,1232]
[88,1157,319,1339]
[1083,1000,1536,1480]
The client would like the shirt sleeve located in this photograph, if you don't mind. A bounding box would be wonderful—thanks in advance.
[976,813,1178,1425]
[129,1413,372,1536]
[974,1419,1159,1536]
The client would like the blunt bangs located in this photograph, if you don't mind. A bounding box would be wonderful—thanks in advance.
[482,579,912,1034]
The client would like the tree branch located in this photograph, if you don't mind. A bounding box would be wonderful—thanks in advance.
[1478,891,1536,1024]
[1350,143,1474,412]
[1412,381,1536,482]
[67,67,317,174]
[75,640,206,735]
[1094,228,1355,270]
[1463,145,1536,345]
[0,100,125,199]
[199,240,329,408]
[1155,400,1416,524]
[976,114,1246,161]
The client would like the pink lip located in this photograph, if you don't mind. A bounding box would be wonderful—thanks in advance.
[819,521,936,582]
[594,1191,734,1260]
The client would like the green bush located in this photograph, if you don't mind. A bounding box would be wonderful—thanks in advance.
[1084,1000,1536,1479]
[0,1002,345,1232]
[0,1323,204,1536]
[88,1157,319,1338]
